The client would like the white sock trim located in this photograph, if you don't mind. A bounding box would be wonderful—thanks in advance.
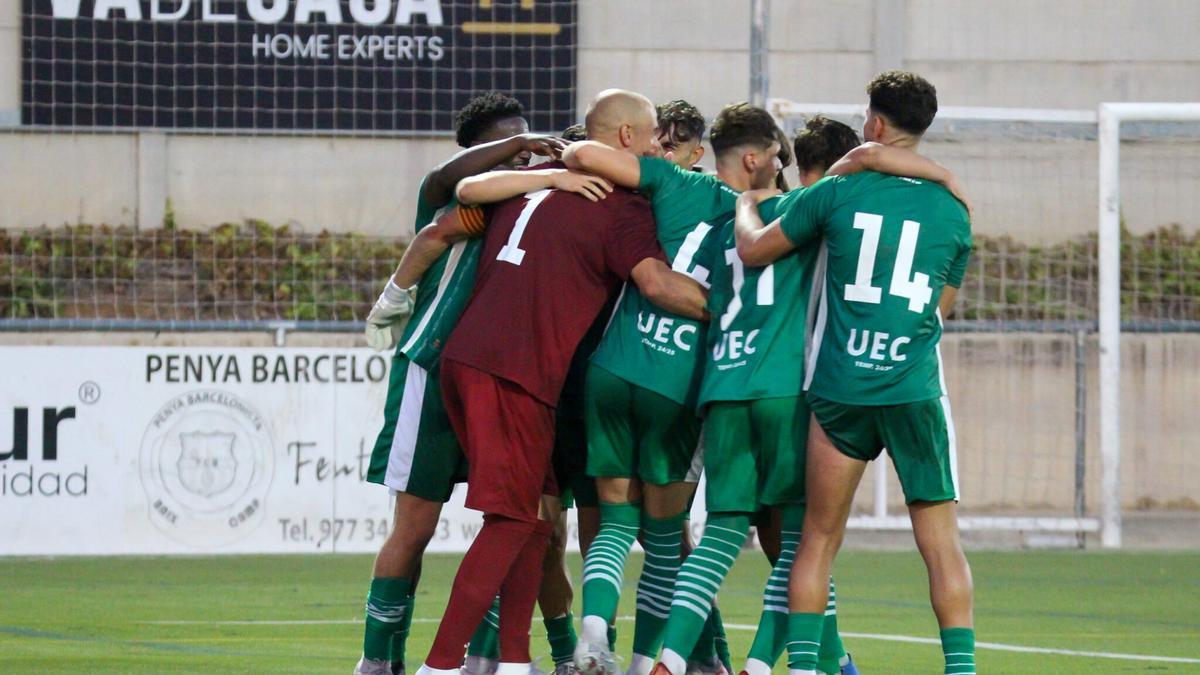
[495,662,533,675]
[417,665,463,675]
[581,615,609,644]
[743,658,772,675]
[660,648,686,675]
[627,653,655,675]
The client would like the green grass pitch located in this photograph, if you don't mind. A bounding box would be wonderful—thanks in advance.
[1,550,1197,673]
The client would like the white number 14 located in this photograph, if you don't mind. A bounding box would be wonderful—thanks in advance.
[844,211,932,313]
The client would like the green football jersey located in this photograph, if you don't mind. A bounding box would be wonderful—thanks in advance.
[589,156,738,405]
[396,176,483,371]
[780,171,972,406]
[698,189,820,407]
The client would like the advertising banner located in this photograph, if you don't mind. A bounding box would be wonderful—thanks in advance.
[22,0,577,132]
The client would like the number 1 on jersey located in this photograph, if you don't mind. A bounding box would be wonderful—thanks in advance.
[497,189,553,266]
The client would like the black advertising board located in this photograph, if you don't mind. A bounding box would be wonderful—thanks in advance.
[22,0,577,133]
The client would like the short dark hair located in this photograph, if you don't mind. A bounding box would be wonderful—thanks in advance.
[656,99,706,145]
[793,116,861,173]
[454,92,525,147]
[708,103,780,157]
[561,123,587,142]
[866,70,938,135]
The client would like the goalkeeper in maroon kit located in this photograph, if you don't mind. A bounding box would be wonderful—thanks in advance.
[414,89,710,675]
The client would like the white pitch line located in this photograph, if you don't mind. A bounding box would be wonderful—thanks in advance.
[141,617,1200,664]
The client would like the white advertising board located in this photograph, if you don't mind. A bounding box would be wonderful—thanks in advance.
[0,347,457,555]
[0,347,709,556]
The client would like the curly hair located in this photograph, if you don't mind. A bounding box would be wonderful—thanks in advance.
[867,70,938,136]
[454,92,525,147]
[560,123,588,142]
[656,99,706,145]
[708,102,780,157]
[793,116,861,173]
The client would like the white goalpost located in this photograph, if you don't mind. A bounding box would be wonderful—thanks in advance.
[1097,102,1200,547]
[768,100,1200,548]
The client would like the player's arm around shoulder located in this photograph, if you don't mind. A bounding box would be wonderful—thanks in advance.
[829,142,973,215]
[456,167,612,206]
[561,140,644,189]
[631,258,710,321]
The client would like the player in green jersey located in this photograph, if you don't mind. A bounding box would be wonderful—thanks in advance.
[735,71,976,675]
[356,92,596,675]
[700,117,863,675]
[562,102,776,675]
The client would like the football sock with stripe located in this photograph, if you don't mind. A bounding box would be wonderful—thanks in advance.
[363,576,411,661]
[744,505,804,675]
[581,502,641,631]
[466,597,501,659]
[631,512,685,661]
[816,578,847,675]
[786,612,824,675]
[941,627,976,674]
[544,613,577,667]
[659,513,750,675]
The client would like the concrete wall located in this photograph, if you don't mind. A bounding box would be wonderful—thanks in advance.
[2,0,1200,240]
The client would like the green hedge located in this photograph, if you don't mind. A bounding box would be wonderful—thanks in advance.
[2,221,1197,323]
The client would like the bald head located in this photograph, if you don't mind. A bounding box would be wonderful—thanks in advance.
[584,89,660,156]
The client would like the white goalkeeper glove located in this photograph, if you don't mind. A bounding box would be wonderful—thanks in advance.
[364,279,416,352]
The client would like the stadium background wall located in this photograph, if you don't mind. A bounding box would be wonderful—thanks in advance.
[2,0,1200,241]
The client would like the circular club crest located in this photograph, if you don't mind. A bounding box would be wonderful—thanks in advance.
[139,390,274,548]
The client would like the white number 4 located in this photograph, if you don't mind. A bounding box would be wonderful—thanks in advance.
[844,211,933,313]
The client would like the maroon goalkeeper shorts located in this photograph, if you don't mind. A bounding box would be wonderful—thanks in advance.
[441,358,558,523]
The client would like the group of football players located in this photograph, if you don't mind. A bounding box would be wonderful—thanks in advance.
[354,70,976,675]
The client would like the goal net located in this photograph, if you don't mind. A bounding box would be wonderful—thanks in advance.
[771,100,1200,547]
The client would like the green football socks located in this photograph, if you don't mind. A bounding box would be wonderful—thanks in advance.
[785,612,824,674]
[744,508,804,675]
[544,613,577,666]
[582,502,642,626]
[363,576,412,662]
[631,512,686,660]
[466,597,501,659]
[659,513,750,675]
[941,627,976,674]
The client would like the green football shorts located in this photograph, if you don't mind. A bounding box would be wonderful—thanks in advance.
[366,354,465,503]
[807,394,959,504]
[585,364,702,486]
[702,396,808,514]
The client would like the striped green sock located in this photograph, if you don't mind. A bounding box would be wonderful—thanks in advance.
[363,577,410,661]
[941,627,976,674]
[582,502,642,625]
[631,512,685,659]
[390,584,417,666]
[466,597,500,659]
[688,610,717,663]
[786,612,824,673]
[544,613,577,666]
[816,578,847,674]
[746,506,804,671]
[659,514,750,667]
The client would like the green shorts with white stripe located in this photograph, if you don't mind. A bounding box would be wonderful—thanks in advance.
[807,393,959,504]
[366,354,465,503]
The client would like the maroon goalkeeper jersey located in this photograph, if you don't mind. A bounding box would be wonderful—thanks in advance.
[442,180,664,406]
